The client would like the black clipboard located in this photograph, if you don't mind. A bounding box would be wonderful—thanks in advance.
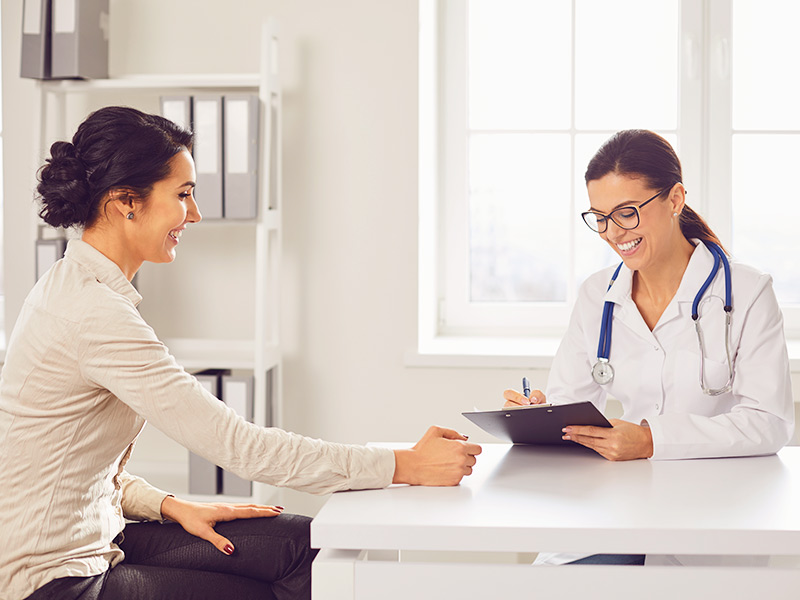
[462,401,611,445]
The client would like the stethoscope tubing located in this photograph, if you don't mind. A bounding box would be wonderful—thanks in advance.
[594,240,733,394]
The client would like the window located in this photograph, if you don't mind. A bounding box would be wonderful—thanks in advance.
[421,0,800,347]
[725,0,800,306]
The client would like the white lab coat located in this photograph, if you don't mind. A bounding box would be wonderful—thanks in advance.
[535,241,794,566]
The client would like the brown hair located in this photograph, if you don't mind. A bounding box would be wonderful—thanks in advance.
[585,129,725,251]
[37,106,194,229]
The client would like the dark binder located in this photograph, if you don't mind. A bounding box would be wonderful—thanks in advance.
[220,375,254,496]
[50,0,109,79]
[21,0,52,80]
[160,95,193,131]
[189,369,230,495]
[223,94,260,219]
[192,95,224,219]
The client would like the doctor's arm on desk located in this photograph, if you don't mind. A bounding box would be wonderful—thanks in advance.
[561,420,653,461]
[503,388,654,461]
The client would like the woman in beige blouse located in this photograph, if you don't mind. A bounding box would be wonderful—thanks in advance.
[0,106,481,600]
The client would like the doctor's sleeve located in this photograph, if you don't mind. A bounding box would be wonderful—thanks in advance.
[647,274,794,460]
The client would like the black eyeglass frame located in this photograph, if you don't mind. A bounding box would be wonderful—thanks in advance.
[581,186,672,234]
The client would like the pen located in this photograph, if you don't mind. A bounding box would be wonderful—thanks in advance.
[522,377,531,399]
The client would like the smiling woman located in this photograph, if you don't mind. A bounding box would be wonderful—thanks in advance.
[37,108,201,279]
[503,129,794,568]
[0,106,482,600]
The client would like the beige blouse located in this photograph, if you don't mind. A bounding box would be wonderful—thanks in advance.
[0,240,394,600]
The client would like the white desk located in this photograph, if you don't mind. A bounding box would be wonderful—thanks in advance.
[311,444,800,600]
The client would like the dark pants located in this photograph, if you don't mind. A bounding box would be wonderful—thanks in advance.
[568,554,646,565]
[25,514,318,600]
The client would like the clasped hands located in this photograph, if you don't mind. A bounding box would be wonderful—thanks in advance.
[503,389,653,461]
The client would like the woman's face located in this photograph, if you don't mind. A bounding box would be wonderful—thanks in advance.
[133,149,200,264]
[586,172,682,272]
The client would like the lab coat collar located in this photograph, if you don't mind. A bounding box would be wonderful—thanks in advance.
[672,240,719,305]
[603,263,632,306]
[657,240,718,326]
[602,239,718,330]
[64,239,143,307]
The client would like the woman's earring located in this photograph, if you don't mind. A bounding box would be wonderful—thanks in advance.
[126,212,134,220]
[673,212,678,217]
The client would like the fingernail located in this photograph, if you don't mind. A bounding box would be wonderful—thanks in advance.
[462,434,469,440]
[562,435,571,441]
[276,506,285,511]
[562,427,570,433]
[223,544,234,555]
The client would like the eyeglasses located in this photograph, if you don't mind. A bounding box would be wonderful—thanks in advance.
[581,187,671,234]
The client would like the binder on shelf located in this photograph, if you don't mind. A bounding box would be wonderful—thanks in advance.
[51,0,109,79]
[221,374,254,496]
[192,95,224,219]
[265,367,275,428]
[160,95,193,131]
[35,237,66,280]
[20,0,52,80]
[223,94,260,219]
[267,102,279,211]
[189,369,230,496]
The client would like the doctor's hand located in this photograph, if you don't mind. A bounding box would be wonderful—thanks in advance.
[160,496,284,555]
[503,388,547,407]
[562,419,653,461]
[393,426,482,486]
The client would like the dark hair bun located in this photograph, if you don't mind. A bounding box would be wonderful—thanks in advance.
[36,106,194,230]
[37,141,92,228]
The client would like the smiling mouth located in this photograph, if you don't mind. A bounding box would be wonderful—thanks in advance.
[617,238,642,252]
[169,229,183,242]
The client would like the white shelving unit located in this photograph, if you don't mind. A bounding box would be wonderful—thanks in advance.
[33,21,283,504]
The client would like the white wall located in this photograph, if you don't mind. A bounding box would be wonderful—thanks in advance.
[3,1,799,517]
[2,0,534,514]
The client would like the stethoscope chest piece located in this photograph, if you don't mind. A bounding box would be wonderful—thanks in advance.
[591,358,614,385]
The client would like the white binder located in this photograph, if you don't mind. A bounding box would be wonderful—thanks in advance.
[223,94,260,219]
[221,375,254,496]
[160,95,192,131]
[51,0,109,79]
[192,95,224,219]
[20,0,52,80]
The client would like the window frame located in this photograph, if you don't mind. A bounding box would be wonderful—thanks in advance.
[418,0,800,354]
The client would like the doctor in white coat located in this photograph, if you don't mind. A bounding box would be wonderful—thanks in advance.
[504,129,794,566]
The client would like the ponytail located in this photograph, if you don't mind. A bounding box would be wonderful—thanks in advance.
[679,205,727,254]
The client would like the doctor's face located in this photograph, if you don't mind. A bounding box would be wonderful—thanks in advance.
[586,173,682,272]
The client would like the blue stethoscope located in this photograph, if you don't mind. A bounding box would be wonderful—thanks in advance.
[591,240,734,396]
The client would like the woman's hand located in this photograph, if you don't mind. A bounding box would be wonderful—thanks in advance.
[160,496,284,555]
[393,426,482,486]
[503,388,547,407]
[562,419,653,461]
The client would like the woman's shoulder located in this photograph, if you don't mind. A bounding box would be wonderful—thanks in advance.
[33,254,136,322]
